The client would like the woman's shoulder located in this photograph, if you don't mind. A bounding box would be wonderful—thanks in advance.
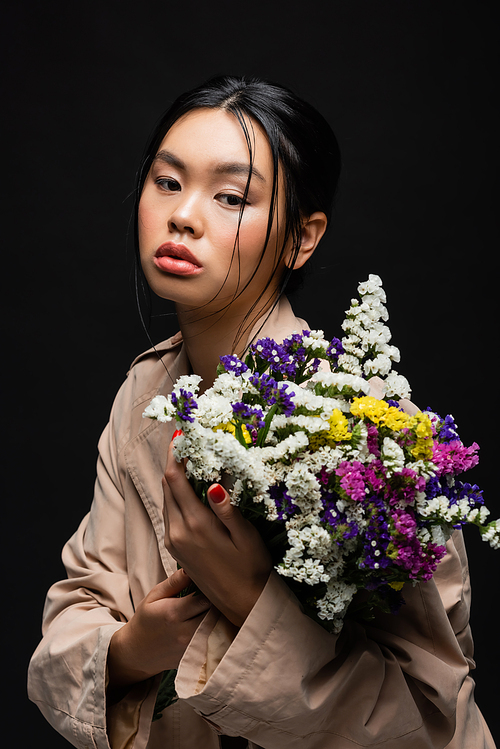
[105,332,186,440]
[127,331,184,375]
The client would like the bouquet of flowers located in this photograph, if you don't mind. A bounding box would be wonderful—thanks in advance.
[144,274,499,632]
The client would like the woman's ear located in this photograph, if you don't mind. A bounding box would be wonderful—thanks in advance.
[285,211,328,270]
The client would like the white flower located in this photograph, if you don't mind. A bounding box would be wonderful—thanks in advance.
[337,353,363,376]
[482,519,500,550]
[316,579,358,630]
[431,525,449,546]
[142,395,174,423]
[196,392,234,428]
[379,343,401,362]
[285,463,322,508]
[309,370,370,395]
[210,371,246,397]
[417,495,449,518]
[173,374,202,393]
[278,555,330,586]
[363,354,392,377]
[357,274,385,298]
[384,371,412,400]
[262,431,309,462]
[381,437,406,474]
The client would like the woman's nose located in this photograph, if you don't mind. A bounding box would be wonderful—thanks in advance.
[167,193,203,237]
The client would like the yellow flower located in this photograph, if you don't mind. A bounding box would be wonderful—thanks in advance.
[351,397,412,432]
[389,581,405,591]
[350,396,389,424]
[308,409,351,450]
[408,412,434,460]
[381,408,411,431]
[328,409,352,442]
[214,421,252,445]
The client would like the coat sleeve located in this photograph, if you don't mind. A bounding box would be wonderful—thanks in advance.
[176,533,472,749]
[27,376,159,749]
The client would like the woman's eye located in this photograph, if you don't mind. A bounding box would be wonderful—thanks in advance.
[156,178,181,192]
[219,193,247,207]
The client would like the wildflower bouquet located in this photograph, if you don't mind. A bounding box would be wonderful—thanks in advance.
[144,275,499,636]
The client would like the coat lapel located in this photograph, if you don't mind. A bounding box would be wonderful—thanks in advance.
[125,341,190,577]
[124,297,308,577]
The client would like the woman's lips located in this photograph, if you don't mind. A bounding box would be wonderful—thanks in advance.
[154,242,203,276]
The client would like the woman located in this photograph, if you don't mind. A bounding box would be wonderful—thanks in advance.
[28,76,495,748]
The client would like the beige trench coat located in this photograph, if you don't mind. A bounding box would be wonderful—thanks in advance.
[28,298,495,749]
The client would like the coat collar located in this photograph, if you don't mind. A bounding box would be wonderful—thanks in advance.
[124,296,308,576]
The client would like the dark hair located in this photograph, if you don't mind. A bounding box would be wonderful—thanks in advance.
[133,75,341,350]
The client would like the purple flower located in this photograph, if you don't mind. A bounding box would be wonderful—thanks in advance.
[251,338,294,377]
[439,414,459,442]
[320,490,359,541]
[359,498,392,571]
[424,408,459,443]
[219,354,249,375]
[387,399,403,410]
[249,372,296,416]
[456,481,484,506]
[269,484,299,520]
[232,402,266,429]
[388,467,424,505]
[171,388,198,423]
[327,336,344,365]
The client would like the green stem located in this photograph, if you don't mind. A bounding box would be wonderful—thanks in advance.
[256,403,279,447]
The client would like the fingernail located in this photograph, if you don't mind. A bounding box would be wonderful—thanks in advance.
[171,429,183,442]
[208,484,226,503]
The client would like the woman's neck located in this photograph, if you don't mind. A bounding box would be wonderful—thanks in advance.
[176,296,278,392]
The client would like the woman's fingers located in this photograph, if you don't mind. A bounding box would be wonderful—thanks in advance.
[147,570,210,618]
[164,439,209,518]
[107,570,211,687]
[206,483,248,542]
[165,590,211,622]
[147,568,191,602]
[367,375,385,400]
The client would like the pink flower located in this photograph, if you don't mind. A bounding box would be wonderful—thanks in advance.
[393,537,446,579]
[391,507,417,538]
[432,441,479,475]
[366,424,380,457]
[336,461,366,501]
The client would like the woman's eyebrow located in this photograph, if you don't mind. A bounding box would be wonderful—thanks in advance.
[214,161,266,183]
[152,150,185,170]
[153,150,266,183]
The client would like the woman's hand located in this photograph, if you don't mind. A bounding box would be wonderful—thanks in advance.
[107,568,210,689]
[163,440,273,628]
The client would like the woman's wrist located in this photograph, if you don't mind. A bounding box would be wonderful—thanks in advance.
[107,625,154,690]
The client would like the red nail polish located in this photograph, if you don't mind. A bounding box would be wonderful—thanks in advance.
[171,429,183,441]
[208,484,226,503]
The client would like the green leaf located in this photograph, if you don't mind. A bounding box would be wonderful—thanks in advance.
[152,669,178,721]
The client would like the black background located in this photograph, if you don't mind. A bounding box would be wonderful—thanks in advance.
[2,1,499,746]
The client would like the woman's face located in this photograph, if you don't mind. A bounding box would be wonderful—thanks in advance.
[138,108,287,319]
